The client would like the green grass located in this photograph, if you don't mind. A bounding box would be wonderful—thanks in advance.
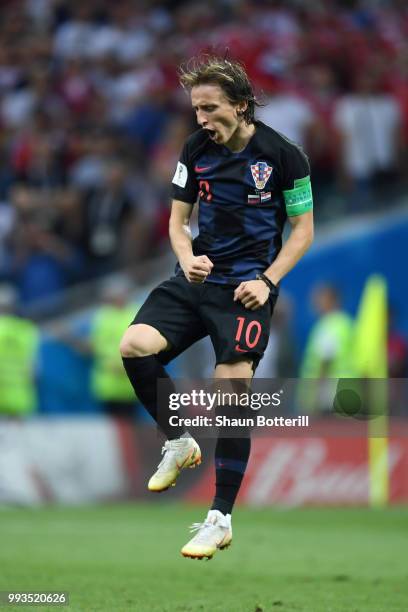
[0,504,407,612]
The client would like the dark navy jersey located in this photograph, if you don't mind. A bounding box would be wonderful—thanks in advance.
[171,120,311,284]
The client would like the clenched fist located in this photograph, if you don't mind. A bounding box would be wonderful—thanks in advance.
[180,254,214,283]
[234,280,270,310]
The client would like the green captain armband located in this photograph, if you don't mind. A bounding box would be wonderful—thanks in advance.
[283,175,313,217]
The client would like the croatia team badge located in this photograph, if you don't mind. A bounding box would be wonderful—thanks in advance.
[251,161,273,190]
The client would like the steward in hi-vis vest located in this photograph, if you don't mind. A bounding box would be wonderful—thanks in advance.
[0,285,39,416]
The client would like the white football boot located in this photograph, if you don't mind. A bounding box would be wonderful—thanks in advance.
[181,509,232,560]
[148,436,201,492]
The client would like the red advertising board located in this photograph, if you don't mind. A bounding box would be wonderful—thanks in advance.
[184,431,408,506]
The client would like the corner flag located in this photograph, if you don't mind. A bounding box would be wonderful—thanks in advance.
[353,274,388,506]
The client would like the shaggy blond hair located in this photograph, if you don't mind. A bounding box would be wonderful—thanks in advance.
[179,55,258,124]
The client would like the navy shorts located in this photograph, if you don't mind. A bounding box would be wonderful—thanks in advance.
[131,276,278,369]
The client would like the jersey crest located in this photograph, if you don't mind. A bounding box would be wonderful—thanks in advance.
[251,161,273,190]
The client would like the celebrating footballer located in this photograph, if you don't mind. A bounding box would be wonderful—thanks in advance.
[120,55,314,560]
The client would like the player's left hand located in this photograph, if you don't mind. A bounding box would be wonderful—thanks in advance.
[233,280,270,310]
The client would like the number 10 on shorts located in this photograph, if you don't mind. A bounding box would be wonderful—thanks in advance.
[235,316,262,353]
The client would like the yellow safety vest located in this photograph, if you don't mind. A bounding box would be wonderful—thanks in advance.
[90,305,137,402]
[300,311,355,378]
[298,311,355,413]
[0,315,39,415]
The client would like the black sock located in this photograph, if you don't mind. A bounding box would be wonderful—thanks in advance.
[211,435,251,516]
[122,355,185,440]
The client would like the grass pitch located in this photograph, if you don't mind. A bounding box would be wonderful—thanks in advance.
[0,504,407,612]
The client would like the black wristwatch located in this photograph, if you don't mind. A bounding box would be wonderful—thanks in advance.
[256,273,278,293]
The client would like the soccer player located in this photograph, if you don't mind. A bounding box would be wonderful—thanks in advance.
[120,56,314,559]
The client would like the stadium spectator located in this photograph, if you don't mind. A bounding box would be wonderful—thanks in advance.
[78,159,150,278]
[334,69,402,210]
[8,184,82,310]
[149,115,192,247]
[53,4,96,61]
[300,63,340,217]
[257,84,315,149]
[68,128,118,191]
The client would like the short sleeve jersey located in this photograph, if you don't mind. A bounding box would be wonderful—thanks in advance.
[171,120,311,284]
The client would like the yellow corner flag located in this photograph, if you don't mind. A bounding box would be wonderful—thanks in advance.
[353,274,388,507]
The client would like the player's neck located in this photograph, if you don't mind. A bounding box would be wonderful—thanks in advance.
[225,122,256,153]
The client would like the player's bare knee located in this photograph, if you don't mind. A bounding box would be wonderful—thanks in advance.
[119,338,150,358]
[119,324,168,357]
[215,359,254,379]
[119,328,154,357]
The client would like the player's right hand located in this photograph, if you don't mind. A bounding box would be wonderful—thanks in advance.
[181,255,213,283]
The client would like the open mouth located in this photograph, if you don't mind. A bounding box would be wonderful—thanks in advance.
[205,129,217,140]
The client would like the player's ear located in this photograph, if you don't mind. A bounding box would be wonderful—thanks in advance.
[236,102,247,117]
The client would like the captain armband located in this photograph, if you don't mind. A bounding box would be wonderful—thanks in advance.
[283,175,313,217]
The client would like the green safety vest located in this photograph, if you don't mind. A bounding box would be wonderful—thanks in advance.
[0,315,39,415]
[300,311,355,378]
[90,305,137,402]
[298,311,355,414]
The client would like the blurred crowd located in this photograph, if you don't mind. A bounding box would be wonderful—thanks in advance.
[0,0,407,310]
